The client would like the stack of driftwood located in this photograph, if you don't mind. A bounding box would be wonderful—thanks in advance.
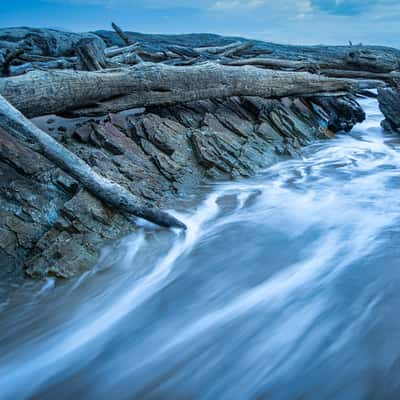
[0,23,399,229]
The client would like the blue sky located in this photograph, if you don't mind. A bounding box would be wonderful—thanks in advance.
[1,0,399,47]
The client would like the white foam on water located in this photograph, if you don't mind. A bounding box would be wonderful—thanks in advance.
[1,97,400,399]
[0,194,221,399]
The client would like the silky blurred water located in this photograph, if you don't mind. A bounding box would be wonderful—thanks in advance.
[1,97,400,400]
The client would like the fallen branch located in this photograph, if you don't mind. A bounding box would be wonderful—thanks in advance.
[0,94,187,229]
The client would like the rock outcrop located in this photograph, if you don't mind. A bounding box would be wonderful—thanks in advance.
[378,83,400,133]
[0,93,364,280]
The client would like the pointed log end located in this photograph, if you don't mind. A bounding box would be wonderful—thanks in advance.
[166,215,188,230]
[144,208,187,230]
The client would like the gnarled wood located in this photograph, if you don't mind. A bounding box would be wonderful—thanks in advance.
[0,94,187,229]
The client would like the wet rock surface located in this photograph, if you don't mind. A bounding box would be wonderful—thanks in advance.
[0,92,365,281]
[378,83,400,133]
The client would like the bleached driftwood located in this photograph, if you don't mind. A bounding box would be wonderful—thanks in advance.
[0,62,362,118]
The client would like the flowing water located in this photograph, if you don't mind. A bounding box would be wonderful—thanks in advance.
[1,97,400,400]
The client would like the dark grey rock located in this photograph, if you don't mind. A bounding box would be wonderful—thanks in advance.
[310,95,365,133]
[378,84,400,133]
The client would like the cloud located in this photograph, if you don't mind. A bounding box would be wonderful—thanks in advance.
[292,0,313,18]
[311,0,398,16]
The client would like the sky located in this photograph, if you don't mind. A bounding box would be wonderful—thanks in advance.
[1,0,399,47]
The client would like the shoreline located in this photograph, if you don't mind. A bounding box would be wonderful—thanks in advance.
[1,26,398,282]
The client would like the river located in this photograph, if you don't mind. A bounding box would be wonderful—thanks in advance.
[1,96,400,400]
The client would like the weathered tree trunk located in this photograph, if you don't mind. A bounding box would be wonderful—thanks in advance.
[0,94,187,229]
[0,63,362,118]
[70,81,381,117]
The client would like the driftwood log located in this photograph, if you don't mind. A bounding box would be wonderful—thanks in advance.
[222,57,399,82]
[0,62,365,118]
[0,94,186,229]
